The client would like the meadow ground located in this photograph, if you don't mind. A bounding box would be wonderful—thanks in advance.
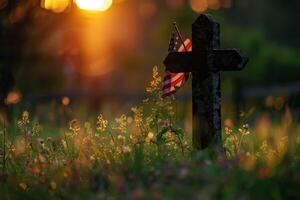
[1,67,300,200]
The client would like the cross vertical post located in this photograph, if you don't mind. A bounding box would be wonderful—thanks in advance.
[192,15,222,150]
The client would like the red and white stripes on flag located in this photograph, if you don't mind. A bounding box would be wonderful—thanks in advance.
[162,39,192,98]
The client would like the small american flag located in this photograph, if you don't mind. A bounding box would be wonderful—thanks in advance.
[162,24,192,98]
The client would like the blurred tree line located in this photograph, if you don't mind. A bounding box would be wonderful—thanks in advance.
[0,0,65,108]
[221,0,300,85]
[0,0,300,111]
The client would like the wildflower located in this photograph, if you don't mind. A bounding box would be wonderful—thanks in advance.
[142,98,149,104]
[7,141,16,155]
[96,114,108,133]
[145,116,153,127]
[146,66,162,94]
[165,131,172,139]
[22,111,29,123]
[90,155,95,161]
[243,124,249,129]
[19,182,28,190]
[260,140,268,152]
[157,118,162,124]
[17,111,30,129]
[145,132,155,144]
[37,138,45,146]
[225,127,233,135]
[62,139,67,149]
[130,134,138,144]
[117,135,126,141]
[32,122,42,136]
[147,132,154,140]
[168,106,175,116]
[46,137,52,142]
[162,120,170,128]
[69,119,80,136]
[238,124,250,135]
[121,146,131,153]
[277,136,288,154]
[131,107,143,128]
[113,115,127,134]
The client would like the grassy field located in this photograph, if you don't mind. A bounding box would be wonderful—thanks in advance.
[1,67,300,199]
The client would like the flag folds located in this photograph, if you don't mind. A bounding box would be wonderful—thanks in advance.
[162,38,192,98]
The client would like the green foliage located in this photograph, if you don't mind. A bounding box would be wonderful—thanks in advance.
[221,26,300,84]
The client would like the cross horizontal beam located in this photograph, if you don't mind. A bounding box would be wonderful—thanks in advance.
[163,52,193,72]
[164,49,248,73]
[213,49,248,71]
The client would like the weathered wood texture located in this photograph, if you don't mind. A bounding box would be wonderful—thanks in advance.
[192,14,221,150]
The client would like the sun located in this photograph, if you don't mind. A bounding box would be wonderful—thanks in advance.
[75,0,113,11]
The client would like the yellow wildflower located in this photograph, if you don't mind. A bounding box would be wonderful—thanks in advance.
[96,114,108,133]
[131,107,143,128]
[260,140,268,152]
[17,111,30,128]
[69,119,80,136]
[145,132,155,144]
[62,139,67,149]
[225,127,233,135]
[117,135,126,141]
[113,115,127,134]
[32,122,42,136]
[147,132,154,140]
[19,182,27,190]
[146,66,162,93]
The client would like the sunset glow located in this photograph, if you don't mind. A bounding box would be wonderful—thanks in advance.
[75,0,113,11]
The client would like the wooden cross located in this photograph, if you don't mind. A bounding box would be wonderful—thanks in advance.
[164,14,248,150]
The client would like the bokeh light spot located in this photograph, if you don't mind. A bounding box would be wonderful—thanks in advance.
[5,90,22,105]
[75,0,113,11]
[190,0,208,13]
[41,0,70,13]
[62,96,71,106]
